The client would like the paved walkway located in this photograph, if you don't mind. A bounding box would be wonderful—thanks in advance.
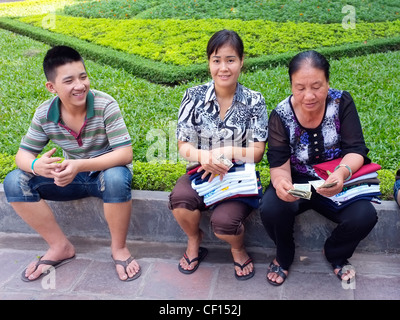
[1,232,400,307]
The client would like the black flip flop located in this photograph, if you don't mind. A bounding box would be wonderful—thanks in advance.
[266,260,287,286]
[21,255,76,282]
[178,247,208,274]
[234,257,255,281]
[332,260,353,284]
[112,255,142,281]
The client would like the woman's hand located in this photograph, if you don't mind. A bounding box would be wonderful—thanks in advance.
[316,174,344,198]
[274,177,299,202]
[270,160,299,202]
[198,150,231,182]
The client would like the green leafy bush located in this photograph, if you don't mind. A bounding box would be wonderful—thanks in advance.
[0,1,398,201]
[0,17,209,84]
[131,160,186,191]
[1,24,399,169]
[18,14,400,66]
[3,15,400,85]
[0,0,73,17]
[2,0,400,23]
[0,153,396,200]
[378,169,396,201]
[0,154,16,182]
[62,0,400,23]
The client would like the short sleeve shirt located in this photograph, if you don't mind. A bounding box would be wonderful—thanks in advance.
[176,80,268,150]
[19,89,132,161]
[267,88,370,179]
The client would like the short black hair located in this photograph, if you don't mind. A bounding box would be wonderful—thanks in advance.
[43,45,85,81]
[288,50,330,83]
[206,29,244,61]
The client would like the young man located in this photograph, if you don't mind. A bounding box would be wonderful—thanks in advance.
[3,45,141,282]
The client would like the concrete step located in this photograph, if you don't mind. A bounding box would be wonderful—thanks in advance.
[1,185,400,253]
[2,233,400,301]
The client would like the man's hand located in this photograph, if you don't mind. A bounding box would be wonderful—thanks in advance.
[33,148,63,178]
[51,159,79,187]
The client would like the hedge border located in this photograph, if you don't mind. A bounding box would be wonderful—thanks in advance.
[0,153,395,200]
[0,17,209,85]
[1,17,400,85]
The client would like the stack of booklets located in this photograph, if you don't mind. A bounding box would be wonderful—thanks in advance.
[189,163,262,208]
[312,158,382,208]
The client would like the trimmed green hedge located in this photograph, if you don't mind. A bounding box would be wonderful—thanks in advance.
[3,0,400,24]
[131,160,186,191]
[63,0,400,23]
[17,14,400,66]
[0,154,17,183]
[2,17,400,85]
[0,17,209,85]
[0,153,395,200]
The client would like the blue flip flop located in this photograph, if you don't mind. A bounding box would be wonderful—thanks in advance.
[178,247,208,274]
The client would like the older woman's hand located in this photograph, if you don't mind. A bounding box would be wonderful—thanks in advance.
[274,178,299,202]
[316,174,344,198]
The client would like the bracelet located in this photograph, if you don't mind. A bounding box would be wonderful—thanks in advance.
[31,158,39,176]
[334,163,352,182]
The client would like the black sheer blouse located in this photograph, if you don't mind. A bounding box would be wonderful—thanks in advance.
[267,88,370,179]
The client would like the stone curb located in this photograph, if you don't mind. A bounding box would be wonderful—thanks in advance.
[1,185,399,252]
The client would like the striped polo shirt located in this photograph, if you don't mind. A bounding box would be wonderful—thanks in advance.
[20,89,132,162]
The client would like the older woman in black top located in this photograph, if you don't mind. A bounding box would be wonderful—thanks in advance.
[259,50,378,286]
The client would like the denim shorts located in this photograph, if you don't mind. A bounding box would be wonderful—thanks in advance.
[3,166,132,204]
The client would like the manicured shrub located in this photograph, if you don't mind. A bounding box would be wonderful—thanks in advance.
[0,153,16,182]
[18,14,400,66]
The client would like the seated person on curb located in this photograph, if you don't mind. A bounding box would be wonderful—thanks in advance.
[168,30,268,280]
[259,50,378,286]
[394,169,400,207]
[3,45,141,282]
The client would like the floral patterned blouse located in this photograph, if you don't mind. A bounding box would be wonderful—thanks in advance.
[267,88,370,180]
[176,80,268,150]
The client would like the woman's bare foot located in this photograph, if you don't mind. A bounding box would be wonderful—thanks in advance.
[334,265,356,282]
[231,247,254,277]
[179,229,204,272]
[267,259,288,285]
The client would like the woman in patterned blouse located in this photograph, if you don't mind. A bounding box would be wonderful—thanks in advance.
[169,30,268,280]
[259,50,378,286]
